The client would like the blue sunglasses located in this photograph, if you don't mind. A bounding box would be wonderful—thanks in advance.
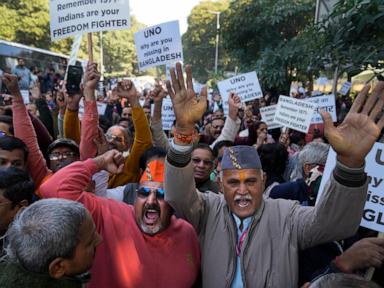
[137,187,165,198]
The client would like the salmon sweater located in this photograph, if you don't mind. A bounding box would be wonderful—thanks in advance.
[39,159,201,288]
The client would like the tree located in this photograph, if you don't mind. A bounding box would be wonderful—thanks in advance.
[182,0,231,83]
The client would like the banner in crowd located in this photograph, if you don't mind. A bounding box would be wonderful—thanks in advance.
[317,142,384,233]
[259,105,282,129]
[305,94,337,124]
[50,0,130,41]
[273,95,316,133]
[217,71,263,114]
[78,99,107,119]
[135,20,183,71]
[339,81,352,96]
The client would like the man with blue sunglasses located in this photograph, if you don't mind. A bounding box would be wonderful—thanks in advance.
[39,151,201,288]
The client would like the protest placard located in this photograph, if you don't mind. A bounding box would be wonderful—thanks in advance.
[273,95,316,133]
[78,99,107,119]
[317,143,384,233]
[135,21,183,71]
[259,105,282,129]
[339,81,352,96]
[50,0,130,41]
[150,98,175,130]
[305,94,337,124]
[217,71,263,115]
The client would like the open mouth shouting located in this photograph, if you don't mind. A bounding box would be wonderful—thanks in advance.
[234,194,252,209]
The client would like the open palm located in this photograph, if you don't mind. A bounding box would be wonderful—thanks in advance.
[322,83,384,168]
[166,63,207,129]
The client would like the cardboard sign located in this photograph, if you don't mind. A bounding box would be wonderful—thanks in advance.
[339,82,352,96]
[50,0,130,41]
[305,95,337,124]
[78,99,107,119]
[135,20,183,71]
[259,105,282,129]
[150,98,175,130]
[274,95,316,133]
[218,71,263,114]
[317,143,384,233]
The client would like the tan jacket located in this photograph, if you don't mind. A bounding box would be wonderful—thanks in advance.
[165,153,368,288]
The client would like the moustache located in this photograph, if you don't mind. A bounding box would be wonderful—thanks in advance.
[143,204,160,212]
[234,194,252,201]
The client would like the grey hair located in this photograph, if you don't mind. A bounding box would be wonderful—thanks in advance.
[290,142,329,181]
[310,273,381,288]
[108,125,130,142]
[4,198,88,273]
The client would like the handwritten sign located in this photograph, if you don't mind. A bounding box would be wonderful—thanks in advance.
[135,20,183,71]
[274,95,316,133]
[339,82,352,96]
[217,71,263,114]
[259,105,282,129]
[317,143,384,233]
[50,0,130,41]
[305,95,337,124]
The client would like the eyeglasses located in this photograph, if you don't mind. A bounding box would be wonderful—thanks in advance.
[49,151,78,161]
[105,133,124,143]
[192,158,213,166]
[0,131,6,137]
[137,187,165,199]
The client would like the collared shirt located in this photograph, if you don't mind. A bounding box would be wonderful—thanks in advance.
[231,214,253,288]
[11,66,31,90]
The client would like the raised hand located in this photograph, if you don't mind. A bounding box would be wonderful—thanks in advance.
[228,92,241,121]
[115,80,139,107]
[93,127,109,156]
[93,149,125,174]
[151,84,168,103]
[1,73,22,99]
[321,82,384,168]
[166,63,207,130]
[84,62,101,92]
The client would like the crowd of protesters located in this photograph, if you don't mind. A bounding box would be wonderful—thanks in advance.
[0,59,383,288]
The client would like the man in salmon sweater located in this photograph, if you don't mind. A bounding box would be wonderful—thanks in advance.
[39,150,200,288]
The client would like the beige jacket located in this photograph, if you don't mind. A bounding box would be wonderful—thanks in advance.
[165,149,368,288]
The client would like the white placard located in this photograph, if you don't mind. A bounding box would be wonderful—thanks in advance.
[134,20,183,71]
[274,95,316,133]
[20,90,30,104]
[305,95,337,124]
[317,143,384,233]
[78,99,107,119]
[50,0,130,41]
[218,71,263,115]
[150,98,175,130]
[259,105,282,129]
[339,82,352,96]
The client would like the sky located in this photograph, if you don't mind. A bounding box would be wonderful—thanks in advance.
[129,0,202,34]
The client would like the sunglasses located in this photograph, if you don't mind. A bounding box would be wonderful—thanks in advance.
[105,133,124,143]
[137,187,165,199]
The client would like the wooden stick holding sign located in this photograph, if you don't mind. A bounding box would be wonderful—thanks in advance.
[364,232,384,280]
[87,33,93,63]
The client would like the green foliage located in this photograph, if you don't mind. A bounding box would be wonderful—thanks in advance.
[182,0,231,83]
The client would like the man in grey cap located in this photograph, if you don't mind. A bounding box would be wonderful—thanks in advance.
[164,63,384,288]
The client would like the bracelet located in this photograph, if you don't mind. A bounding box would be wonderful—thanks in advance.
[173,127,198,145]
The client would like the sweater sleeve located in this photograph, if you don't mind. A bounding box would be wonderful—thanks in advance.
[64,109,81,144]
[12,98,51,188]
[108,107,153,188]
[39,159,101,214]
[80,100,98,160]
[151,120,170,151]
